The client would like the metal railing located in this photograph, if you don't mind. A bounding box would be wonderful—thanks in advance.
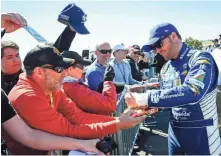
[111,89,140,155]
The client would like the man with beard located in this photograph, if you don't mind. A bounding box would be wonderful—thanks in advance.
[125,23,220,155]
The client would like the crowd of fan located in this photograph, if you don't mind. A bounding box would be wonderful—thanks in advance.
[1,2,221,156]
[1,4,149,155]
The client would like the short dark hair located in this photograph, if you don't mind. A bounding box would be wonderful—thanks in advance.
[24,67,34,76]
[176,32,182,40]
[1,40,19,59]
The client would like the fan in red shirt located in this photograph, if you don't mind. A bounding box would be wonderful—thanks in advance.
[8,44,146,154]
[61,51,117,115]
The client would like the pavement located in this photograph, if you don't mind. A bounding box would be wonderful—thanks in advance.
[132,110,170,155]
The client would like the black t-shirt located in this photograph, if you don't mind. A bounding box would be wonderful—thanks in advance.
[138,60,149,70]
[1,89,16,124]
[151,54,167,74]
[1,70,22,95]
[1,89,17,155]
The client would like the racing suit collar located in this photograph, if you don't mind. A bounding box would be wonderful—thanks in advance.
[171,43,190,66]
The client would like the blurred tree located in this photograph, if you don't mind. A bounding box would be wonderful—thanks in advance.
[185,37,203,50]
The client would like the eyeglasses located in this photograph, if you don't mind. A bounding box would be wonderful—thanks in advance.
[72,64,84,70]
[40,66,65,73]
[98,49,112,54]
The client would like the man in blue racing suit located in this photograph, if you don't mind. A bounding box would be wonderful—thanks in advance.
[125,23,220,155]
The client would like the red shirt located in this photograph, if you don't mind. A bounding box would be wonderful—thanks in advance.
[63,80,117,115]
[7,73,117,154]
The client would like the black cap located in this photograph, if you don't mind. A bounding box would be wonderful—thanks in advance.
[132,45,141,50]
[23,44,75,69]
[61,51,92,66]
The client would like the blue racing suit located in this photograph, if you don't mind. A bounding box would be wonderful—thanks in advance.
[147,43,220,155]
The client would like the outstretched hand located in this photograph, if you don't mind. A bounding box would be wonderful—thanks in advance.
[116,108,146,130]
[1,13,27,33]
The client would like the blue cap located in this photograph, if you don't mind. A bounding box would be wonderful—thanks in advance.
[141,45,153,53]
[58,3,89,34]
[146,23,179,45]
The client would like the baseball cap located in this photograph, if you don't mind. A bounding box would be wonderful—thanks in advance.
[23,44,75,70]
[128,45,141,53]
[58,3,89,34]
[131,45,141,50]
[61,51,92,66]
[112,44,127,53]
[146,23,179,46]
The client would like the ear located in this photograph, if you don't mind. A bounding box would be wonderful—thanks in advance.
[33,67,45,78]
[94,50,99,56]
[171,32,177,40]
[67,66,73,73]
[66,67,74,77]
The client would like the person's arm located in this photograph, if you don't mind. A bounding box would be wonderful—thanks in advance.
[1,13,27,33]
[126,52,218,108]
[2,89,102,154]
[11,92,117,139]
[148,52,218,107]
[2,115,102,154]
[58,90,145,135]
[63,81,117,115]
[53,26,76,52]
[87,71,104,90]
[58,90,116,124]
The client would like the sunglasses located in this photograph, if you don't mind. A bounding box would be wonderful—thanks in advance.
[98,49,112,54]
[41,66,65,73]
[151,35,170,50]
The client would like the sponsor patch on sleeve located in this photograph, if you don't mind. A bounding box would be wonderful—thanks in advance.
[189,78,205,89]
[195,58,210,65]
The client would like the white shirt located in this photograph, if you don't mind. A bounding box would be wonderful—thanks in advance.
[211,48,221,85]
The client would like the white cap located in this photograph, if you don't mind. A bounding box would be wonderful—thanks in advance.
[112,44,127,53]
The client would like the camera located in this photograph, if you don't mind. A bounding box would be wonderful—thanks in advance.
[96,136,118,154]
